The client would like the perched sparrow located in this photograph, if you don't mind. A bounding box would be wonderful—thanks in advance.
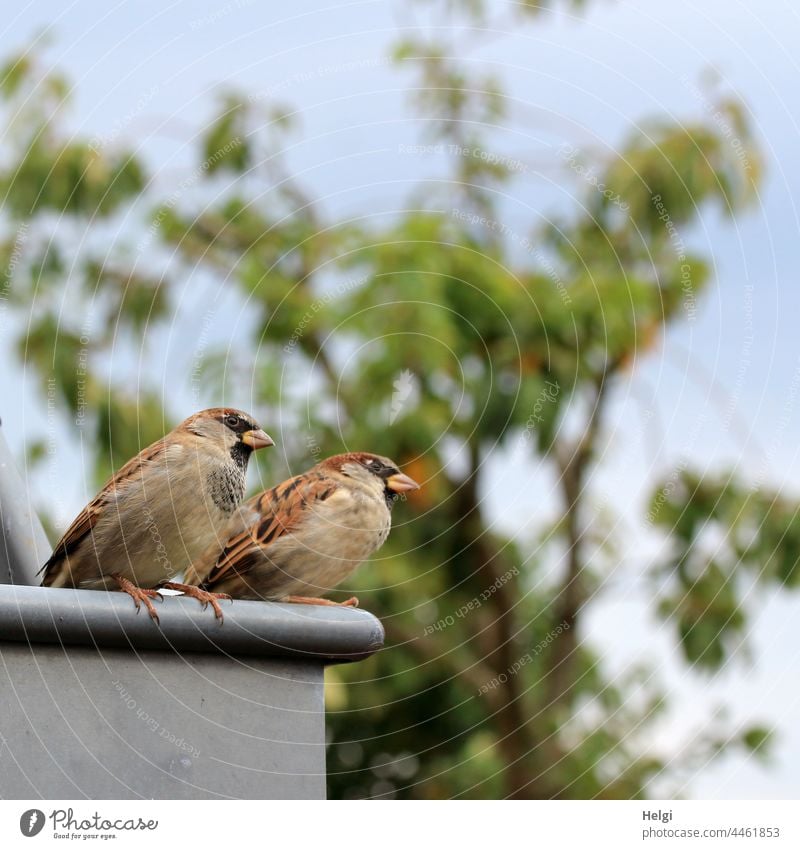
[40,408,273,620]
[185,452,419,612]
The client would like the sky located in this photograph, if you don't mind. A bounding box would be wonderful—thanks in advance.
[2,0,799,798]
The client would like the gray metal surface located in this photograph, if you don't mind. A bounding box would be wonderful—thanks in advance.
[0,642,326,799]
[0,421,51,586]
[0,584,385,662]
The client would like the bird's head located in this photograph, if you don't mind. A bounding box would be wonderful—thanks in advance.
[326,452,420,506]
[181,408,274,462]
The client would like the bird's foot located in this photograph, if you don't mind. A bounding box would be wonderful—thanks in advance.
[111,574,163,622]
[338,596,360,608]
[161,582,231,622]
[282,595,359,608]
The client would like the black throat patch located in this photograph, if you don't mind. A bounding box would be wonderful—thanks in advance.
[229,441,251,471]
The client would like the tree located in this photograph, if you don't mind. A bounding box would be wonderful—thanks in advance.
[0,4,790,798]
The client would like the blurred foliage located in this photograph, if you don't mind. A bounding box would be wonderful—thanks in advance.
[649,469,800,669]
[0,3,789,799]
[0,48,166,467]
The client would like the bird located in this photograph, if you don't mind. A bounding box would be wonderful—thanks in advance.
[40,408,274,621]
[184,452,420,613]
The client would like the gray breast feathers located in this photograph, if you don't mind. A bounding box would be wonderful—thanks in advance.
[206,461,246,515]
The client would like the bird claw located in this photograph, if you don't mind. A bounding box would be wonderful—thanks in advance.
[282,595,360,608]
[161,582,231,622]
[111,574,162,623]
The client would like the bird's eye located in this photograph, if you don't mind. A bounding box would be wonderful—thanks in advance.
[369,459,382,470]
[225,415,240,428]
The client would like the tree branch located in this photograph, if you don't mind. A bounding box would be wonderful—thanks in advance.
[542,361,617,711]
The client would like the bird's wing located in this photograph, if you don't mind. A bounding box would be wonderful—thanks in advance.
[39,437,170,585]
[202,471,337,587]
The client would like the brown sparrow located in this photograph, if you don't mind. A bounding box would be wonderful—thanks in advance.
[185,452,419,612]
[40,408,273,620]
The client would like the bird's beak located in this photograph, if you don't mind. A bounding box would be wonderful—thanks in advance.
[385,471,420,493]
[242,429,275,450]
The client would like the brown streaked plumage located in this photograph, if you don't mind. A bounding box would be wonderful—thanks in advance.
[40,408,273,621]
[185,452,419,610]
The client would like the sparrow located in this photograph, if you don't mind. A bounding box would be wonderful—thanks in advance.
[184,452,419,613]
[40,408,273,621]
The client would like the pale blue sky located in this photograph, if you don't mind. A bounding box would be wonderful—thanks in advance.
[2,0,799,798]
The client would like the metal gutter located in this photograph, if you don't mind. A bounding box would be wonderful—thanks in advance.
[0,584,385,663]
[0,419,51,586]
